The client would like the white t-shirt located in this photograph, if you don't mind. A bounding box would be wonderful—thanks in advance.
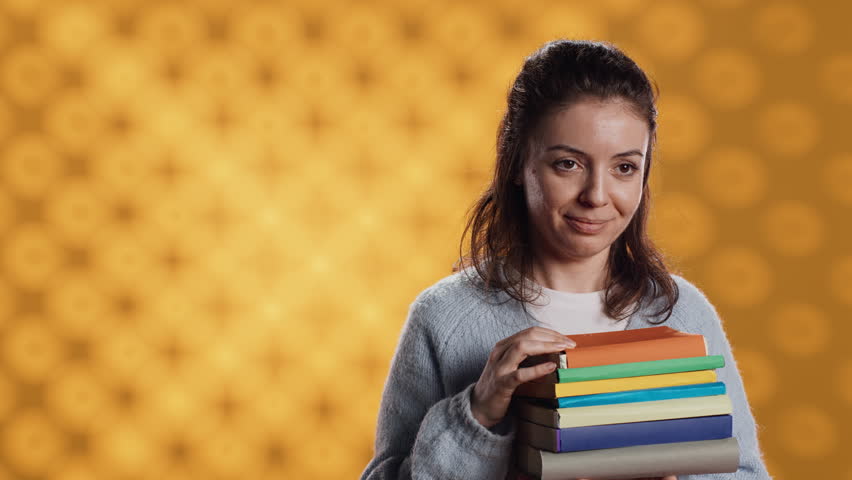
[526,285,628,335]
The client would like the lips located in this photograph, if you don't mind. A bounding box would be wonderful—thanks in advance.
[565,216,609,225]
[565,216,609,234]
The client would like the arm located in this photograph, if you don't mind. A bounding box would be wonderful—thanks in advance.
[678,290,773,480]
[360,295,515,480]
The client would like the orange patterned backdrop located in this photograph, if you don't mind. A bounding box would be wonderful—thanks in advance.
[0,0,849,478]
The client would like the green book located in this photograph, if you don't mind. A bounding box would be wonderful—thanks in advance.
[536,355,725,384]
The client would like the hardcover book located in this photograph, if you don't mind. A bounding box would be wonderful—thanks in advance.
[514,370,717,399]
[536,355,724,384]
[522,326,708,369]
[524,382,728,408]
[516,414,733,453]
[514,437,740,479]
[514,394,733,429]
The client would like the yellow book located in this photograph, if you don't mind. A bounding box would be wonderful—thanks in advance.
[514,370,717,398]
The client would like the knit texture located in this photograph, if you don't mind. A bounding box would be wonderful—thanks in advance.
[361,267,773,480]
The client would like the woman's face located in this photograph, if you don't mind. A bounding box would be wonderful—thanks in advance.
[516,97,649,263]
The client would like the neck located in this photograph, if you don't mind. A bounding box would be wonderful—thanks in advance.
[530,248,611,294]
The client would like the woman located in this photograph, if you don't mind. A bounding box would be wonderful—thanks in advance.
[361,39,771,480]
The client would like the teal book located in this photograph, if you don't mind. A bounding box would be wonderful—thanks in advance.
[537,355,725,384]
[518,382,727,408]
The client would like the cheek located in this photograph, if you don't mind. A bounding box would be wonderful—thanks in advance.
[523,170,547,209]
[527,178,566,215]
[614,184,643,216]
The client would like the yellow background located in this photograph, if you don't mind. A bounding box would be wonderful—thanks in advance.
[0,0,848,478]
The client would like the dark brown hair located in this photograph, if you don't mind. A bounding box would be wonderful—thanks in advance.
[453,39,680,324]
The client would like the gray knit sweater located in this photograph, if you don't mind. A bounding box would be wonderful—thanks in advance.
[361,268,772,480]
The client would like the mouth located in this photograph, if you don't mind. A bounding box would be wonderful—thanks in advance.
[564,216,609,234]
[565,216,609,225]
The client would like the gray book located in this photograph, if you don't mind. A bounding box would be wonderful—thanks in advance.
[516,437,740,479]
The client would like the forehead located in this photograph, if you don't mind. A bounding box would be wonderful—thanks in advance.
[533,98,649,150]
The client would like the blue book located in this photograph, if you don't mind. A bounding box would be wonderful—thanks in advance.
[517,414,733,453]
[517,382,727,408]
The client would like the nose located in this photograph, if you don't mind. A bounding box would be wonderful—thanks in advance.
[578,167,609,207]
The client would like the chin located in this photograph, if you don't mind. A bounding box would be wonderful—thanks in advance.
[562,240,608,256]
[565,231,616,250]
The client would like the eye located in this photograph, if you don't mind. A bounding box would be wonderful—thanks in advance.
[555,159,578,170]
[618,163,639,175]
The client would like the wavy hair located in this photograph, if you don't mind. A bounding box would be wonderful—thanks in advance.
[453,39,680,324]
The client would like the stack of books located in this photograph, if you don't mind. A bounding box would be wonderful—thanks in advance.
[510,326,740,479]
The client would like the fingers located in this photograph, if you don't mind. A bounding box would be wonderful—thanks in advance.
[486,327,578,392]
[511,361,557,385]
[501,338,572,369]
[495,326,571,350]
[491,327,575,364]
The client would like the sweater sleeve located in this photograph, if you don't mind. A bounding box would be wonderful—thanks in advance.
[677,285,773,480]
[360,294,516,480]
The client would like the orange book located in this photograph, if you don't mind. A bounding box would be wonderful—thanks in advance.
[524,326,708,370]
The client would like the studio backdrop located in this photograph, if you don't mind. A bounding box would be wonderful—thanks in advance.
[0,0,849,478]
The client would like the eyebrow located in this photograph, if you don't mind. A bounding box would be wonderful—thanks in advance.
[545,144,644,159]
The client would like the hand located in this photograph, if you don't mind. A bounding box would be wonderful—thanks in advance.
[470,326,575,429]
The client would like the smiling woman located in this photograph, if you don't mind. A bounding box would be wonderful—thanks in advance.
[361,39,772,480]
[516,98,650,294]
[455,41,680,327]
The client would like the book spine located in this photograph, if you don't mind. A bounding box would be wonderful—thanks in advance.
[554,382,727,408]
[564,335,708,368]
[553,394,733,428]
[556,415,733,452]
[516,438,740,479]
[553,370,717,397]
[554,355,725,383]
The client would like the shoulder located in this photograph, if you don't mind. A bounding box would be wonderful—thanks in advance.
[669,273,714,310]
[663,273,726,335]
[414,267,478,304]
[669,273,712,306]
[406,266,496,339]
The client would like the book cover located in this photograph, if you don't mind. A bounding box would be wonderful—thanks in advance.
[516,414,733,453]
[524,382,727,408]
[565,326,709,367]
[522,326,709,369]
[536,355,724,384]
[514,370,717,398]
[515,437,740,479]
[514,394,733,428]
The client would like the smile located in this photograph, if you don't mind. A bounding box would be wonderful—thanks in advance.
[565,216,609,234]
